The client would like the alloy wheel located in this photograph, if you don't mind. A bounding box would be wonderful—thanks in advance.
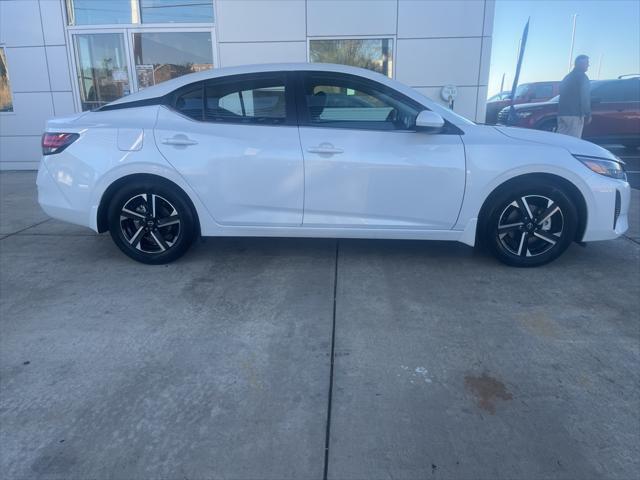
[497,195,564,257]
[119,193,181,253]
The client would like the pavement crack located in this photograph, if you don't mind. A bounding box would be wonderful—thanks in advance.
[323,240,339,480]
[0,218,51,240]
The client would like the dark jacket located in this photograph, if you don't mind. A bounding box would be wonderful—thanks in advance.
[558,69,591,116]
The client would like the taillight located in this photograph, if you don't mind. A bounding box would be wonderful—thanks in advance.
[42,132,79,155]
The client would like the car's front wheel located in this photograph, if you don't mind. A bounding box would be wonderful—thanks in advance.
[483,183,578,267]
[107,181,197,264]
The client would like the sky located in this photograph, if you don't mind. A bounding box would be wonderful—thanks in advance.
[488,0,640,96]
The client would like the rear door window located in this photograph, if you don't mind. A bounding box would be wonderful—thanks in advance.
[205,75,287,124]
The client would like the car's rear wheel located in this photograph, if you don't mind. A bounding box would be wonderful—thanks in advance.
[107,181,197,264]
[483,183,577,267]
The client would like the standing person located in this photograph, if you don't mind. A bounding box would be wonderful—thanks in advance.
[557,55,591,137]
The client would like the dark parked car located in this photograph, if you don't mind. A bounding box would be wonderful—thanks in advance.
[485,81,560,124]
[497,76,640,149]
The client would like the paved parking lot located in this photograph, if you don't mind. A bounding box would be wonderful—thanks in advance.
[1,171,639,480]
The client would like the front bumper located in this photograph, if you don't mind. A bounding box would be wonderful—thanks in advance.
[581,178,630,242]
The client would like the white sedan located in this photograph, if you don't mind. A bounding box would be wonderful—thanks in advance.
[37,63,630,267]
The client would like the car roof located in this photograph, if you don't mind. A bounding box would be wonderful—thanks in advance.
[108,63,396,106]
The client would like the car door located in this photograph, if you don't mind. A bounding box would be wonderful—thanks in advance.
[155,72,304,226]
[296,71,466,229]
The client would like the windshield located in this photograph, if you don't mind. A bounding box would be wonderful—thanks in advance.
[488,92,510,102]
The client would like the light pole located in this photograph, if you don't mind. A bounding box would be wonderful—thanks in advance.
[597,53,603,79]
[568,13,578,72]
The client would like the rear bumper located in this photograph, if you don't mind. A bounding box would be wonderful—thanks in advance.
[37,160,94,230]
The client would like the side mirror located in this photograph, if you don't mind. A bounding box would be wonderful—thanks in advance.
[415,110,445,131]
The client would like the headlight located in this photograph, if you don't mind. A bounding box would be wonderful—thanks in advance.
[574,155,627,180]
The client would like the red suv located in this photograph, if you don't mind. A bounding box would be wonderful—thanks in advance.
[485,81,560,124]
[497,77,640,149]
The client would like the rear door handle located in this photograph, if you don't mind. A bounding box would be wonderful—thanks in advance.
[307,143,344,155]
[162,136,198,146]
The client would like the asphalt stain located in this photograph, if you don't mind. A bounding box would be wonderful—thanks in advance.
[515,310,559,338]
[464,373,513,414]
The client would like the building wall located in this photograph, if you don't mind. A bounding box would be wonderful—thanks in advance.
[0,0,494,170]
[1,0,75,169]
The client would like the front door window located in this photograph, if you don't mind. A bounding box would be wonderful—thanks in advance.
[74,33,131,111]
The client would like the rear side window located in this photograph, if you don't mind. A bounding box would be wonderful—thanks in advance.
[618,79,640,102]
[205,76,286,124]
[175,86,203,120]
[590,81,638,102]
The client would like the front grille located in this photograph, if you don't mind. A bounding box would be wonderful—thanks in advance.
[614,190,621,229]
[497,109,509,124]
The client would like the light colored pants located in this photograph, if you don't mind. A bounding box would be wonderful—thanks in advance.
[557,115,584,138]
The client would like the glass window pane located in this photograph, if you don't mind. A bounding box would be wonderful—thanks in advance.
[141,0,214,23]
[66,0,139,25]
[133,32,213,89]
[621,80,640,102]
[303,73,418,130]
[74,33,131,111]
[205,76,286,124]
[0,48,13,112]
[592,81,619,102]
[175,86,203,120]
[533,84,553,99]
[309,39,393,78]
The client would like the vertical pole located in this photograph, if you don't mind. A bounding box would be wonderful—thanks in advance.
[568,14,578,72]
[500,73,505,93]
[597,53,603,79]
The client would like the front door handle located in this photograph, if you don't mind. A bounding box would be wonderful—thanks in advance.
[307,143,344,155]
[162,135,198,146]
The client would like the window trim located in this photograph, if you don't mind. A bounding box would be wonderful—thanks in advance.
[0,46,15,115]
[307,35,396,79]
[294,70,462,134]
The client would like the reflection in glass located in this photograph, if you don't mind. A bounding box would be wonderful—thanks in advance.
[309,39,393,78]
[141,0,214,23]
[66,0,214,25]
[66,0,139,25]
[74,34,131,110]
[133,32,213,89]
[0,48,13,112]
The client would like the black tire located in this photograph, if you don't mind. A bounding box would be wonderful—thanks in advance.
[483,182,578,267]
[537,119,558,133]
[107,180,197,264]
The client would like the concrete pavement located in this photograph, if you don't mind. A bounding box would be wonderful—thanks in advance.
[1,171,639,479]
